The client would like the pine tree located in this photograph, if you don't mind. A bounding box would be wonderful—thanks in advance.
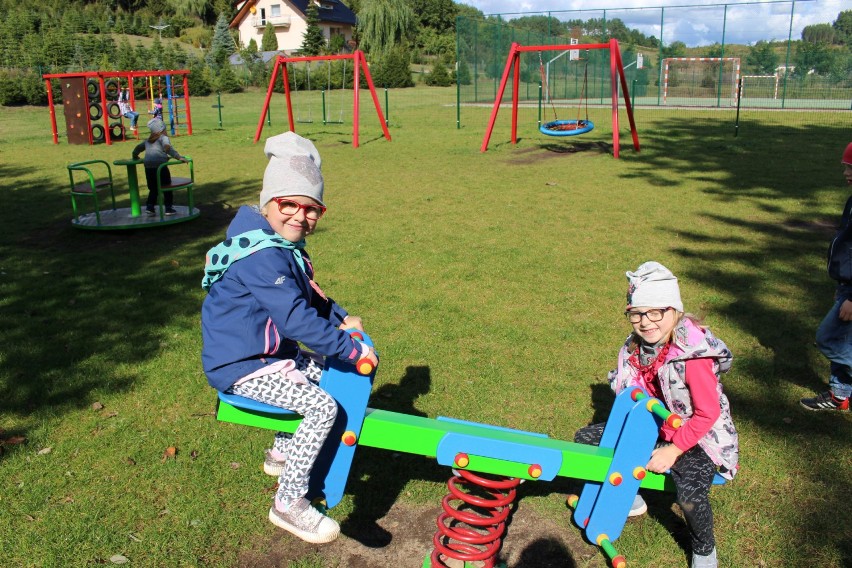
[300,1,325,55]
[209,12,235,69]
[261,22,278,51]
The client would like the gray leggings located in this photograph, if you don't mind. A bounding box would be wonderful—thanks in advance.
[574,422,717,555]
[228,354,336,505]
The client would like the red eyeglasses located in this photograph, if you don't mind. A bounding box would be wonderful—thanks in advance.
[271,198,327,220]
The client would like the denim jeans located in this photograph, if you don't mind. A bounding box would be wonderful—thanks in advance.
[815,291,852,399]
[123,111,139,128]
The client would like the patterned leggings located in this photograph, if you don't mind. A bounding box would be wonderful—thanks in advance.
[574,423,717,555]
[228,353,336,506]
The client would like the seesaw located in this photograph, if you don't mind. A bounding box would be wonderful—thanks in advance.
[215,330,724,568]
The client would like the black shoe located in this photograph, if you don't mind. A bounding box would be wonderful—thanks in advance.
[799,391,849,412]
[146,208,156,217]
[164,208,177,216]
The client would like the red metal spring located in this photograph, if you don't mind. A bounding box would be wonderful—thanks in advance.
[430,469,521,568]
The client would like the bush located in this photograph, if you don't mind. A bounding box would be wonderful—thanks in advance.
[0,70,49,106]
[216,64,244,93]
[0,71,27,106]
[424,58,453,87]
[371,47,414,88]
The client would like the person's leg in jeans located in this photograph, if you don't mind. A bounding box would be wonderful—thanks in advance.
[803,295,852,409]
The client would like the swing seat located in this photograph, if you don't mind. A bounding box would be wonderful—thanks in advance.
[540,119,594,137]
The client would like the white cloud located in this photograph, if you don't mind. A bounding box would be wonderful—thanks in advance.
[459,0,848,46]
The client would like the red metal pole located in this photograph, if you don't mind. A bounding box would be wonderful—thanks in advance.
[353,52,361,148]
[282,62,295,133]
[609,40,619,158]
[254,57,282,143]
[45,79,58,144]
[480,42,520,152]
[511,51,520,145]
[99,75,112,146]
[613,41,640,153]
[359,51,391,141]
[183,73,193,135]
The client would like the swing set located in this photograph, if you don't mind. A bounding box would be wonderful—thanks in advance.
[254,51,390,148]
[538,50,594,136]
[287,59,349,125]
[481,39,639,158]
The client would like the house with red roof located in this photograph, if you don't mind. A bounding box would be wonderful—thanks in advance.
[230,0,356,53]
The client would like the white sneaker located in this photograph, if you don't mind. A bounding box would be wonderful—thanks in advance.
[269,497,340,543]
[263,449,286,477]
[691,547,717,568]
[628,494,647,517]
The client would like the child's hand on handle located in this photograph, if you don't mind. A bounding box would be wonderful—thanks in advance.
[646,444,683,473]
[356,343,378,375]
[340,315,364,332]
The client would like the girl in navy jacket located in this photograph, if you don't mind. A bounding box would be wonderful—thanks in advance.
[201,132,377,543]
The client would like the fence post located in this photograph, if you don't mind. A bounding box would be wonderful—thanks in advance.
[717,4,727,108]
[781,0,796,110]
[656,7,664,106]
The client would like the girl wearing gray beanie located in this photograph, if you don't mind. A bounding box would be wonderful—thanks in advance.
[131,118,187,217]
[200,132,378,544]
[574,261,739,568]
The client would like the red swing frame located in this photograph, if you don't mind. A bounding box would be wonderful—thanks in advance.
[254,50,391,148]
[480,39,639,158]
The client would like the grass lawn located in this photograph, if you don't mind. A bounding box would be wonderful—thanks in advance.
[0,85,850,567]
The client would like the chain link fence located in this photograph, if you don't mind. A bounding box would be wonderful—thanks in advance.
[456,0,851,137]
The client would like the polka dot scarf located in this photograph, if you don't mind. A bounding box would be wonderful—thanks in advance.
[202,228,306,291]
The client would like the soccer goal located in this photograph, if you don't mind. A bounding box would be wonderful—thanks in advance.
[740,74,780,103]
[661,57,741,106]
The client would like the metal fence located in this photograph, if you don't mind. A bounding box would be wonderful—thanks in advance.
[456,0,851,135]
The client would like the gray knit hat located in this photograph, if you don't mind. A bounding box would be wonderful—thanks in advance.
[259,132,324,209]
[626,261,684,312]
[147,118,166,134]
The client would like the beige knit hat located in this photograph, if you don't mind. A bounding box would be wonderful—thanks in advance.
[259,132,324,209]
[626,261,684,312]
[147,118,166,134]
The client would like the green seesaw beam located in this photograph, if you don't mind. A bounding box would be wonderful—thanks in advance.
[216,402,673,491]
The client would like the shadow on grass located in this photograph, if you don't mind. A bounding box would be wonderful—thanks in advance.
[0,176,258,459]
[341,365,448,547]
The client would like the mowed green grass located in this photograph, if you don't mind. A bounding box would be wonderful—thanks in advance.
[0,86,850,567]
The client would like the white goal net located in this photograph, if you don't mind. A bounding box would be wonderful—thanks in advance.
[662,57,741,106]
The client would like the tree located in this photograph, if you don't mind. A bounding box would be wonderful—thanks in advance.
[300,1,325,55]
[208,12,235,69]
[793,41,836,76]
[357,0,415,56]
[661,41,687,59]
[261,22,278,51]
[407,0,456,35]
[801,23,835,45]
[746,40,780,74]
[833,10,852,45]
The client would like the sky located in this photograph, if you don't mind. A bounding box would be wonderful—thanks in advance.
[458,0,849,46]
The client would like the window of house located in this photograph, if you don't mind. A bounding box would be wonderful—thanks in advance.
[270,4,280,17]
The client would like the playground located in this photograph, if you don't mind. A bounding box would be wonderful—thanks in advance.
[1,83,850,567]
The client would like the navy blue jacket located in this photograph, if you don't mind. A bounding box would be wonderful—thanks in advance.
[201,206,360,391]
[827,195,852,288]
